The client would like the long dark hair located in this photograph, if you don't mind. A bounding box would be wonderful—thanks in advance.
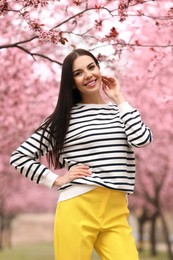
[39,49,99,169]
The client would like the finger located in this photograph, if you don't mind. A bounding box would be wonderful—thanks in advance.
[102,75,116,80]
[72,173,91,179]
[69,168,91,176]
[69,173,91,182]
[102,78,111,87]
[70,170,91,176]
[102,76,117,83]
[102,78,115,86]
[102,84,109,92]
[70,164,89,170]
[102,77,110,83]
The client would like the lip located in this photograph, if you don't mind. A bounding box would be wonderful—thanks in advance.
[84,79,97,87]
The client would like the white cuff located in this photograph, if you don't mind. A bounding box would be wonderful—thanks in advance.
[40,170,59,189]
[118,102,134,117]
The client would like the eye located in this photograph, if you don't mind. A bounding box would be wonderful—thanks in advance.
[89,65,95,70]
[73,71,83,77]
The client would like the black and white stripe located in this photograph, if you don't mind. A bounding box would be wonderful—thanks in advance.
[10,102,152,193]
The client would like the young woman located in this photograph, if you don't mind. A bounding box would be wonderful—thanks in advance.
[10,49,152,260]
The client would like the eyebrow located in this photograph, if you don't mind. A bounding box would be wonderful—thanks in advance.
[73,62,95,74]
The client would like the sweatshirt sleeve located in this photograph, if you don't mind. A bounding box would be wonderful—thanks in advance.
[118,102,153,148]
[10,128,58,188]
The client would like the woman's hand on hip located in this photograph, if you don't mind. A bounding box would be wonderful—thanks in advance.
[53,165,91,187]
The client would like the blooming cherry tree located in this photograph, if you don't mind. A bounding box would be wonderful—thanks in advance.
[0,0,173,253]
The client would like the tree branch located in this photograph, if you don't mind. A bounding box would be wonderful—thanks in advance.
[15,45,62,65]
[0,36,38,50]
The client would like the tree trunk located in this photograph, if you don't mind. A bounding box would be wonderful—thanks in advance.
[5,216,14,248]
[137,210,151,252]
[0,215,15,250]
[159,211,173,260]
[0,214,5,250]
[150,213,158,256]
[138,218,145,251]
[0,216,3,250]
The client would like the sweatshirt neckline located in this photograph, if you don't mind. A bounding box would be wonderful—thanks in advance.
[77,102,112,108]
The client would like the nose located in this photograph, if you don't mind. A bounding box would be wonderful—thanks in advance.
[84,70,92,79]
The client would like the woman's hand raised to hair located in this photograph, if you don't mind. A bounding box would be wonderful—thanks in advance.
[102,76,126,105]
[53,165,91,188]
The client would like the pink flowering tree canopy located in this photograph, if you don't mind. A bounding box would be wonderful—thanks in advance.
[0,0,173,218]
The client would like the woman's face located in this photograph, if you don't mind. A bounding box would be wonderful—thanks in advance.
[72,55,102,100]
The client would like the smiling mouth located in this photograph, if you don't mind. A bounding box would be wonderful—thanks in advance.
[85,79,97,87]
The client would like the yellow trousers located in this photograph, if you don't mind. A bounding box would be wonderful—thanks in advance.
[54,187,139,260]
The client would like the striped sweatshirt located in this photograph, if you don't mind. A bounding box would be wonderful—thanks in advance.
[10,102,152,200]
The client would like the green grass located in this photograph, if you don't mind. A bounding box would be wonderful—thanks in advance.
[0,243,168,260]
[138,250,168,260]
[0,243,54,260]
